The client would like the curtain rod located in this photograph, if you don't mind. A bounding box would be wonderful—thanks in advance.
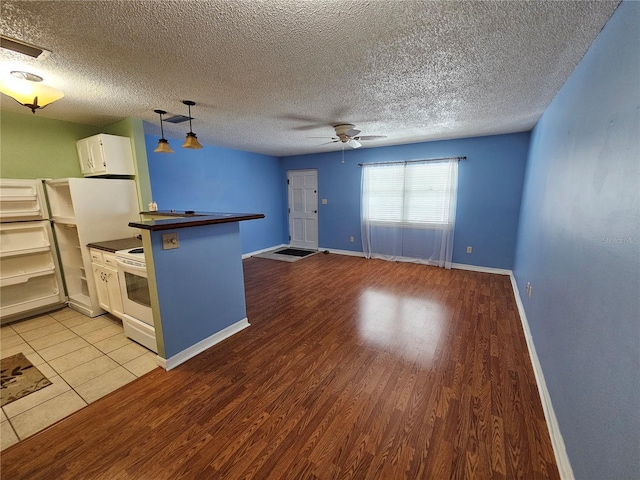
[358,156,466,167]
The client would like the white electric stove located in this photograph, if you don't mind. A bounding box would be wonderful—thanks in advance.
[115,247,157,352]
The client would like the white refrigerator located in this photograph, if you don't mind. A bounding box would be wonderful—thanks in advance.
[0,179,66,323]
[45,178,141,317]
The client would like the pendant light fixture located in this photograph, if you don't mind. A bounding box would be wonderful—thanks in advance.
[153,109,174,153]
[181,100,203,149]
[0,71,64,113]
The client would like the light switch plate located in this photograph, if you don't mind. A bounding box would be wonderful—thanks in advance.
[162,232,179,250]
[322,198,328,204]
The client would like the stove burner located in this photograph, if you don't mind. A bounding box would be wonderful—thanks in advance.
[129,248,144,254]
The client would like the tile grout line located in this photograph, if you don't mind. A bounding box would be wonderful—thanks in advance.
[17,314,82,366]
[4,313,86,433]
[2,311,143,447]
[5,350,141,428]
[6,414,21,442]
[6,388,87,441]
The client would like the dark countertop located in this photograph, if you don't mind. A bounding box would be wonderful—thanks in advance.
[130,211,265,231]
[87,237,142,253]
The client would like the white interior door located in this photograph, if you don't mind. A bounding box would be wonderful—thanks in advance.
[288,169,318,250]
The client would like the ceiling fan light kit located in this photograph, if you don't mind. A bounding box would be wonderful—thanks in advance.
[316,124,386,149]
[0,70,64,113]
[347,138,362,149]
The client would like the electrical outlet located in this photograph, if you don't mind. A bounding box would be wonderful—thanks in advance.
[162,232,179,250]
[322,198,328,205]
[466,246,472,254]
[349,236,354,242]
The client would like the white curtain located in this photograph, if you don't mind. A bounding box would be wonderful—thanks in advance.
[360,159,458,269]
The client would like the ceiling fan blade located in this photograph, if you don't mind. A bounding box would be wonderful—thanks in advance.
[319,140,339,146]
[354,135,387,141]
[345,128,361,137]
[347,138,362,149]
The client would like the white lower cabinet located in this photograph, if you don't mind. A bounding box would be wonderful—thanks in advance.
[90,250,124,319]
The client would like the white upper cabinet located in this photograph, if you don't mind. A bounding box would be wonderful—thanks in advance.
[76,133,135,177]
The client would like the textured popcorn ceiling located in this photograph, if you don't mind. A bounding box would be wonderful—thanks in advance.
[0,1,620,157]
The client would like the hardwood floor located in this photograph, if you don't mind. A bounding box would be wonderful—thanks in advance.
[0,254,559,479]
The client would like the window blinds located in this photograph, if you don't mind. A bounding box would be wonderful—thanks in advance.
[363,161,455,226]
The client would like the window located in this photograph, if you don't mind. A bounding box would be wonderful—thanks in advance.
[362,160,457,227]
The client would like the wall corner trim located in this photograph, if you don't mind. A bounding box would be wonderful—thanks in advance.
[509,274,575,480]
[452,263,512,275]
[156,318,250,371]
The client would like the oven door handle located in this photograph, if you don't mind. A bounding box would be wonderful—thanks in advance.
[116,258,147,273]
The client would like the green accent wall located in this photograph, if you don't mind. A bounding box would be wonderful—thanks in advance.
[0,110,152,211]
[0,110,96,179]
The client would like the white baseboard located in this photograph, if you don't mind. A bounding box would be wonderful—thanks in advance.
[509,274,574,480]
[452,263,512,276]
[319,252,512,275]
[243,244,286,259]
[156,318,250,371]
[318,247,365,257]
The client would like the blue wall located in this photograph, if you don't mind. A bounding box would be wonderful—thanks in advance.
[145,132,285,254]
[281,132,529,269]
[513,2,640,478]
[149,222,247,358]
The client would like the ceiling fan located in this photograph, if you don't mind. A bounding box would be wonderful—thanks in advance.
[315,124,386,149]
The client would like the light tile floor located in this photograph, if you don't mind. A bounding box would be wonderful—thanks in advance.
[0,307,158,451]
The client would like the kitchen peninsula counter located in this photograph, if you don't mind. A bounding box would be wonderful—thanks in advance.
[133,209,264,370]
[130,211,264,231]
[87,237,142,253]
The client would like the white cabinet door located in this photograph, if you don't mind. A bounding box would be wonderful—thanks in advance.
[76,139,94,175]
[88,136,106,175]
[90,250,124,320]
[105,266,124,319]
[92,263,110,312]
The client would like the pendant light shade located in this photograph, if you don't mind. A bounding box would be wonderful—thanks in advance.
[0,71,64,113]
[153,109,174,153]
[154,138,174,154]
[181,100,203,149]
[182,132,203,149]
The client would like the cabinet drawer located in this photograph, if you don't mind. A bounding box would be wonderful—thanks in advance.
[102,253,117,267]
[90,249,103,264]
